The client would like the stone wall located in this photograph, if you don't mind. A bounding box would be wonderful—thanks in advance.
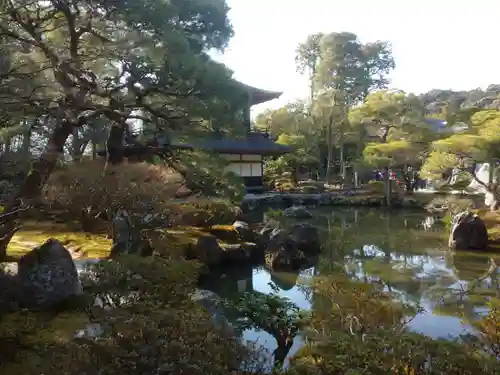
[241,192,426,212]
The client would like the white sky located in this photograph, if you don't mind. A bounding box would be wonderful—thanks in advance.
[211,0,500,116]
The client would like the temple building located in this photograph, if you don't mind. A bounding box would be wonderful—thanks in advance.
[172,81,291,192]
[97,80,291,192]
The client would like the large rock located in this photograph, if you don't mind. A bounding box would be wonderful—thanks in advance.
[449,211,489,250]
[283,205,313,218]
[17,238,83,309]
[110,209,153,257]
[186,235,223,266]
[261,221,321,254]
[289,223,321,253]
[220,242,257,263]
[264,223,321,271]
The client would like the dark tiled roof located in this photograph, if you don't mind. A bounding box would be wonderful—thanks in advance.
[171,132,292,156]
[234,80,283,106]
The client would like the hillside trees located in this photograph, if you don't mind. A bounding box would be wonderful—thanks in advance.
[422,109,500,210]
[0,0,238,258]
[420,85,500,116]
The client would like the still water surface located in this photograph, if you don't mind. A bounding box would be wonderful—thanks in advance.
[201,208,500,366]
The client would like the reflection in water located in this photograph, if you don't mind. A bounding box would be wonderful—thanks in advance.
[270,271,299,291]
[201,208,500,362]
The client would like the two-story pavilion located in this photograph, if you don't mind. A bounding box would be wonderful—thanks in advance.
[172,81,291,192]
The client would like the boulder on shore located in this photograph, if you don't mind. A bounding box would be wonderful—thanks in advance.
[186,235,223,266]
[289,223,321,252]
[448,211,489,250]
[17,238,83,309]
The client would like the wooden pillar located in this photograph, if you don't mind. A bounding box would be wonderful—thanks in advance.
[243,93,252,132]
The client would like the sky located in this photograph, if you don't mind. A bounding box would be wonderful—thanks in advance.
[211,0,500,116]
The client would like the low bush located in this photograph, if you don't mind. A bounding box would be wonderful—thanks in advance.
[175,150,245,203]
[426,196,476,220]
[43,161,241,231]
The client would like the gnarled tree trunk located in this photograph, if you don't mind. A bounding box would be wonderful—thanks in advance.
[0,123,73,260]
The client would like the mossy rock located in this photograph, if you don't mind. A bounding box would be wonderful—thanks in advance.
[207,225,241,244]
[164,226,259,265]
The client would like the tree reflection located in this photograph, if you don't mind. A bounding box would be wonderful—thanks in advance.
[432,252,500,323]
[313,208,499,332]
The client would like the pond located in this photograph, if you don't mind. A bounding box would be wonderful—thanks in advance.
[200,207,500,368]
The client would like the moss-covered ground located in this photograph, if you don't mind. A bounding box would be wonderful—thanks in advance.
[6,221,111,259]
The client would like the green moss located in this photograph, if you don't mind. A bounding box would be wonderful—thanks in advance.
[7,221,111,259]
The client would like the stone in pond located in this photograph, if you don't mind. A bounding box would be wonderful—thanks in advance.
[284,205,313,218]
[17,238,83,309]
[448,211,488,250]
[220,242,257,263]
[232,220,249,230]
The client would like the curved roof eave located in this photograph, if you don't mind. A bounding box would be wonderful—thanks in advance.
[232,79,283,106]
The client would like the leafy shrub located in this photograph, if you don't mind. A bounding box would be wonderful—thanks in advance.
[44,161,183,220]
[425,196,476,219]
[265,208,285,219]
[474,298,500,357]
[175,150,245,203]
[44,161,240,230]
[174,198,241,227]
